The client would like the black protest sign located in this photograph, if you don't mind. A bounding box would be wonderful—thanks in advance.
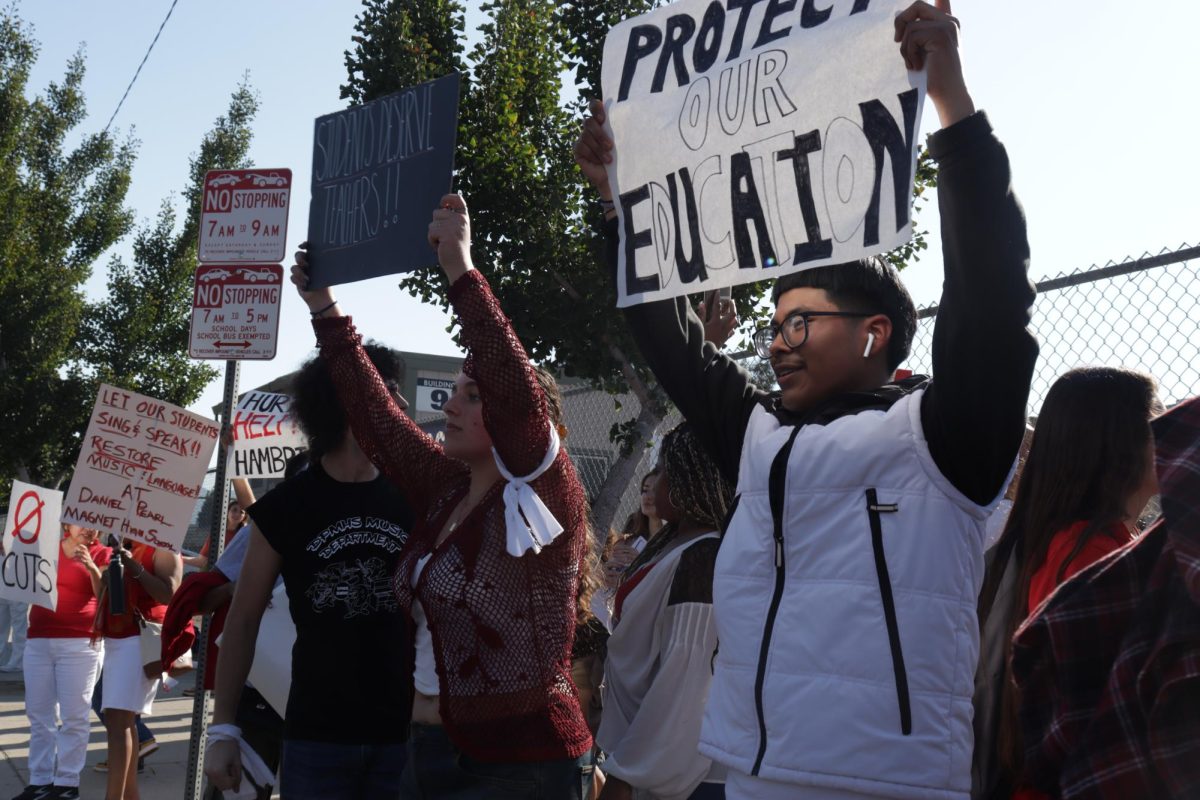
[306,73,460,289]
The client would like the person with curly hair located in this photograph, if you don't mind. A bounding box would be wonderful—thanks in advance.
[598,424,734,800]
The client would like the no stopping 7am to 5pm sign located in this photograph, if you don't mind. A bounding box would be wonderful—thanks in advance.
[189,265,283,360]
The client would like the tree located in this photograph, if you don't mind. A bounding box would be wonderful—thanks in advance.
[341,0,937,531]
[0,9,136,489]
[79,85,260,408]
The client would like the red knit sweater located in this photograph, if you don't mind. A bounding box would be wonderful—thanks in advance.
[314,270,592,762]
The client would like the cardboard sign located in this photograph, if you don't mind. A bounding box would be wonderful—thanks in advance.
[305,73,461,289]
[231,391,307,478]
[198,169,292,264]
[1,482,62,611]
[62,385,220,553]
[602,0,925,306]
[189,264,283,360]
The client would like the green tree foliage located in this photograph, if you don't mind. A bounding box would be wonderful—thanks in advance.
[80,85,260,409]
[0,9,136,488]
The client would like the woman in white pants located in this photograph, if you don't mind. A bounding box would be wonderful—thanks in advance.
[16,525,110,800]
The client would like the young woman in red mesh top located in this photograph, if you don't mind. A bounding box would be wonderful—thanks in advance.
[290,193,594,797]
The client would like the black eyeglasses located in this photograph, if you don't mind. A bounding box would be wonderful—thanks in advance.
[752,311,876,358]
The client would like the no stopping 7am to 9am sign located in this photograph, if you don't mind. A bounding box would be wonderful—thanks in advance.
[189,265,283,360]
[198,168,291,264]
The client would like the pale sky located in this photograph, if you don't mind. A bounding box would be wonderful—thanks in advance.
[18,0,1200,419]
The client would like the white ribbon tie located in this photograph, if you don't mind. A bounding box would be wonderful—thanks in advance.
[494,426,564,557]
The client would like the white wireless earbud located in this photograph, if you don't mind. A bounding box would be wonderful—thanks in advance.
[863,332,875,358]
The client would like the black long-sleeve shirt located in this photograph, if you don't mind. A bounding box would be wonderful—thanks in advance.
[611,111,1038,506]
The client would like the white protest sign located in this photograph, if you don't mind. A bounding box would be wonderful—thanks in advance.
[198,169,292,264]
[231,391,307,478]
[1,482,62,611]
[62,385,220,553]
[602,0,925,306]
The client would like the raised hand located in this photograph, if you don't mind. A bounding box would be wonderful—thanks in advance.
[699,294,739,349]
[574,99,614,201]
[289,242,340,317]
[428,193,474,284]
[894,0,974,128]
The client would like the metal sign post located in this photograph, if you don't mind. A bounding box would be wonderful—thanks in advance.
[183,359,239,800]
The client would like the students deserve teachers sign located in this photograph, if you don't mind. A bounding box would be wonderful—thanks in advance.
[602,0,925,306]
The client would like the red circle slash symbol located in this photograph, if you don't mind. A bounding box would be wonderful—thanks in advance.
[12,491,44,545]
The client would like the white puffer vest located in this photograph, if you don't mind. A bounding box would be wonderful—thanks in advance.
[699,389,997,799]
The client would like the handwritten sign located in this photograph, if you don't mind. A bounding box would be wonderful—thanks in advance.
[231,391,307,478]
[1,482,62,610]
[198,169,292,264]
[305,73,461,289]
[602,0,925,306]
[189,264,283,360]
[62,385,220,553]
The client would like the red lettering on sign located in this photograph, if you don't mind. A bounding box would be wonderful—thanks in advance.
[12,491,43,545]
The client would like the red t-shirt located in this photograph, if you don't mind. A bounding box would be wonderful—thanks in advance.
[1027,520,1134,613]
[28,543,112,639]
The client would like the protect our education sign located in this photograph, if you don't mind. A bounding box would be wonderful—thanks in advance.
[62,385,219,553]
[1,482,62,611]
[602,0,926,307]
[230,391,306,479]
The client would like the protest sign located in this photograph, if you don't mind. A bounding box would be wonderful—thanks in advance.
[189,264,284,360]
[602,0,926,306]
[62,385,220,553]
[305,73,461,289]
[1,482,62,611]
[198,169,292,264]
[230,391,307,478]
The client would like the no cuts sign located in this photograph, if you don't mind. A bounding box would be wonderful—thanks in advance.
[189,265,284,360]
[198,169,292,264]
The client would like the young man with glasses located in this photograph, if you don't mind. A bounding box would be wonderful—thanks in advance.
[575,2,1037,798]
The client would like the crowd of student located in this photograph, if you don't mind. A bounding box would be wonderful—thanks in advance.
[10,1,1198,799]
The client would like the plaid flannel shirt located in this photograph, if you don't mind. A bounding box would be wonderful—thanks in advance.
[1011,396,1200,799]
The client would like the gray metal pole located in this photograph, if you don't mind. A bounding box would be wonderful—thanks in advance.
[184,359,240,800]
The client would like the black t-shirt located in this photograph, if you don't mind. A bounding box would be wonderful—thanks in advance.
[248,462,413,743]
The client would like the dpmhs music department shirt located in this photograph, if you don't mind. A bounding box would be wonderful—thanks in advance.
[249,461,413,743]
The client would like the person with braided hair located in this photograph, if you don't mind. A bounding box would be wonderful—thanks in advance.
[597,424,733,800]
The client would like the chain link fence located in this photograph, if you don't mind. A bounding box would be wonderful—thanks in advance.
[906,243,1200,412]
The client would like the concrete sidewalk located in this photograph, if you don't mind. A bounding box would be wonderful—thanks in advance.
[0,672,219,799]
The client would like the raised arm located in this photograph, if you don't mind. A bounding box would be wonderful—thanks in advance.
[899,1,1039,505]
[430,194,552,475]
[290,250,466,511]
[575,101,763,482]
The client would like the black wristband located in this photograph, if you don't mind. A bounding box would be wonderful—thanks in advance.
[310,301,338,317]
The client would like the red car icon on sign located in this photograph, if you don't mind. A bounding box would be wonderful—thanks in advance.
[247,172,287,187]
[242,268,279,283]
[207,174,241,188]
[200,269,233,281]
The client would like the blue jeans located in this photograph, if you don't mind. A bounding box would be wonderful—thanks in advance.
[90,674,154,744]
[401,723,593,799]
[280,739,407,800]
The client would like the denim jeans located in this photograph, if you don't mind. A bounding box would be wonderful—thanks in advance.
[400,723,593,799]
[279,739,407,800]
